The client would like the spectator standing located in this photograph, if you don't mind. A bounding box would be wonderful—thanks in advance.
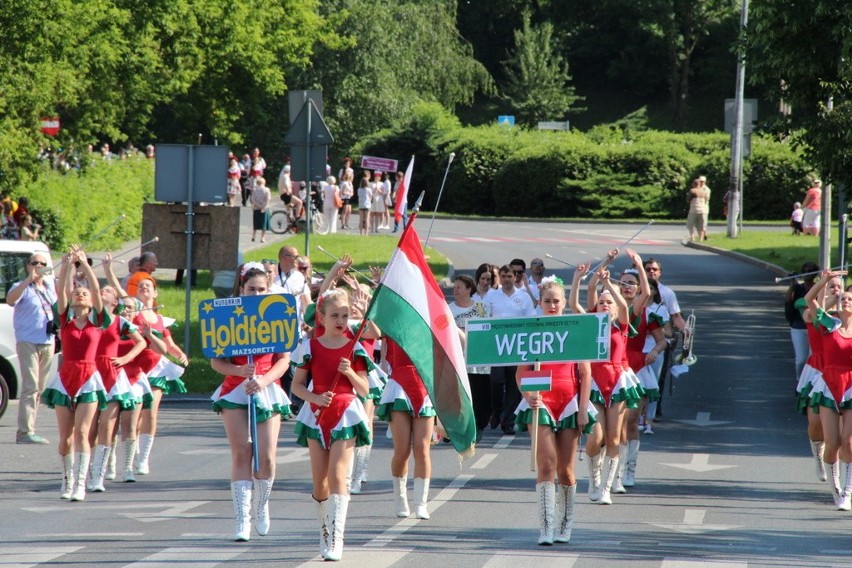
[322,176,340,234]
[484,265,536,434]
[126,252,159,297]
[13,196,30,227]
[381,172,392,230]
[250,177,271,243]
[698,176,711,240]
[791,202,804,235]
[338,170,354,230]
[238,154,252,206]
[226,157,241,207]
[802,179,822,236]
[18,215,41,241]
[357,176,372,236]
[370,171,385,233]
[686,179,709,242]
[7,252,57,444]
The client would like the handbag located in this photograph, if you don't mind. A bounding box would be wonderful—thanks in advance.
[333,191,343,209]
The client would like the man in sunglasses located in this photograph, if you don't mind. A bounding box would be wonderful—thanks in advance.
[6,253,56,444]
[510,257,540,309]
[484,264,536,434]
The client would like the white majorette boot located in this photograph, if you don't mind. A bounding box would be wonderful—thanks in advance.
[313,497,330,558]
[599,455,620,505]
[536,481,555,545]
[60,454,74,499]
[123,439,138,482]
[324,493,350,561]
[70,452,90,501]
[554,484,576,543]
[135,433,154,475]
[359,444,372,484]
[613,443,628,494]
[105,445,117,480]
[253,477,274,536]
[839,462,852,511]
[624,439,640,487]
[587,453,602,502]
[392,475,410,517]
[231,480,252,541]
[828,460,842,507]
[89,445,110,492]
[811,440,827,482]
[350,446,366,495]
[413,478,430,520]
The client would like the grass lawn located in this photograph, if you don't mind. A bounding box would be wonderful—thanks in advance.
[707,225,844,273]
[157,233,448,394]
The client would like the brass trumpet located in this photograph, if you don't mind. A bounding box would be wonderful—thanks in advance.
[675,310,697,366]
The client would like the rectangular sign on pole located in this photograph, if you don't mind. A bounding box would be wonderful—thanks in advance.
[199,293,301,358]
[537,121,570,131]
[360,155,398,172]
[465,313,610,366]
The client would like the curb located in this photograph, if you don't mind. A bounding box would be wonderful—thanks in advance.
[682,240,790,279]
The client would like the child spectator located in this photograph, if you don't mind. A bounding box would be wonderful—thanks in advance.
[791,202,804,236]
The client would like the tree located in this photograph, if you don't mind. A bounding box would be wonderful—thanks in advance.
[500,12,583,125]
[747,0,852,181]
[289,0,493,153]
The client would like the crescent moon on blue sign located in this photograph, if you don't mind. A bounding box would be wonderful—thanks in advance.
[258,294,290,319]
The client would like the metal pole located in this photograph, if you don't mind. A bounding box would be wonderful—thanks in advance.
[184,146,194,356]
[727,0,748,238]
[820,97,834,269]
[304,102,313,254]
[424,153,455,249]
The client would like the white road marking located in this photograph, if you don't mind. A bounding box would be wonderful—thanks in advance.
[122,546,247,567]
[277,448,310,464]
[120,501,211,522]
[471,453,498,469]
[35,533,144,538]
[481,551,578,568]
[650,509,739,534]
[179,449,227,455]
[661,561,748,568]
[660,454,736,473]
[24,501,211,523]
[295,548,412,567]
[364,474,474,548]
[1,546,83,567]
[493,436,515,449]
[674,412,732,427]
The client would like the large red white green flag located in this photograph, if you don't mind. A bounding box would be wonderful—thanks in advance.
[365,220,476,457]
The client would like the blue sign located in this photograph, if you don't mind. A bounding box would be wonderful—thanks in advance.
[199,293,301,358]
[497,115,516,127]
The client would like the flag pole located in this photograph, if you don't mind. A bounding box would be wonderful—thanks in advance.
[423,154,455,249]
[530,361,540,472]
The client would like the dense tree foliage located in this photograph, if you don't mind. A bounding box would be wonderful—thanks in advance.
[748,1,852,183]
[501,12,583,124]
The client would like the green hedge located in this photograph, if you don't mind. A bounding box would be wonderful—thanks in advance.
[18,156,154,251]
[356,105,813,220]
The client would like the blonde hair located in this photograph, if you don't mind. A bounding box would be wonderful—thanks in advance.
[539,280,565,299]
[318,288,349,313]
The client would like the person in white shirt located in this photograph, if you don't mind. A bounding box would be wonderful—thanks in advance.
[484,265,536,434]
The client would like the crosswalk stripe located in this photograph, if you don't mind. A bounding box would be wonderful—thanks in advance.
[122,546,247,567]
[2,546,84,568]
[295,548,412,567]
[661,561,748,568]
[481,551,579,567]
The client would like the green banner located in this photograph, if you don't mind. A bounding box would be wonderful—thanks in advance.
[465,314,611,366]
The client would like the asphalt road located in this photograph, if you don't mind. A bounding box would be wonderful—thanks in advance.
[1,219,840,568]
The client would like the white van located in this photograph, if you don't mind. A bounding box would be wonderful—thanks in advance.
[0,240,55,419]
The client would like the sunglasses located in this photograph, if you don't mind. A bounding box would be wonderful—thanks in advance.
[29,261,47,267]
[531,262,544,267]
[513,270,524,275]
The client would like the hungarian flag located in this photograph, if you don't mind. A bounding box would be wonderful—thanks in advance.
[365,220,476,457]
[393,157,414,224]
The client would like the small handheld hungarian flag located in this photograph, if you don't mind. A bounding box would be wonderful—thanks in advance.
[519,370,553,392]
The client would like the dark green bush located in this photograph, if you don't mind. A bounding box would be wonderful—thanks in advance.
[355,104,813,220]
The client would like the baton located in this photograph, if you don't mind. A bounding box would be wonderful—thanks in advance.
[581,221,654,281]
[315,245,378,285]
[544,253,577,268]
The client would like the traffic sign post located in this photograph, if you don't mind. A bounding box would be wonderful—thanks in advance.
[284,97,334,252]
[465,313,610,366]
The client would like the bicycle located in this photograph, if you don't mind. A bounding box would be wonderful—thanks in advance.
[269,198,329,235]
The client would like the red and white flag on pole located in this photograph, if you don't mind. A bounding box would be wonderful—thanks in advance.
[394,156,414,224]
